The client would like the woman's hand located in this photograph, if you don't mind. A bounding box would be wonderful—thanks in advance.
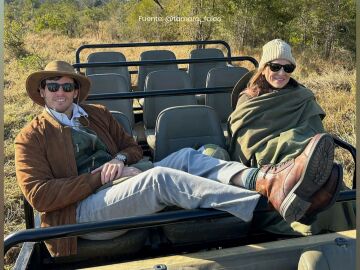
[91,159,125,185]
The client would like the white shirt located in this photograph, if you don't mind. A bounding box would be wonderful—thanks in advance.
[45,103,88,130]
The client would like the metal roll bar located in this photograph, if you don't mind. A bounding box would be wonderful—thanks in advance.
[75,40,233,67]
[5,190,355,255]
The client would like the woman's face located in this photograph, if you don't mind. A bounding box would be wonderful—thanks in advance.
[262,59,293,89]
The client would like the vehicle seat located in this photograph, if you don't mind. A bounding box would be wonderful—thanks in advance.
[71,229,149,262]
[143,70,197,151]
[162,215,251,246]
[85,51,131,87]
[87,73,135,131]
[111,111,133,138]
[231,70,256,110]
[298,238,355,270]
[153,105,250,244]
[153,105,225,161]
[188,48,227,105]
[205,66,249,138]
[137,50,178,92]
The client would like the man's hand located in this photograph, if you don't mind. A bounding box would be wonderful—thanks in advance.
[120,167,142,177]
[91,159,125,184]
[121,166,142,177]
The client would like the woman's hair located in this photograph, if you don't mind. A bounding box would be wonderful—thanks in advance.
[246,67,272,97]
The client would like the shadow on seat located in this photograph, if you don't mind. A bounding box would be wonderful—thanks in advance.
[162,216,251,246]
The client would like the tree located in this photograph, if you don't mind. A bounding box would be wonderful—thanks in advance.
[80,6,107,38]
[34,0,81,37]
[4,0,355,58]
[4,20,29,58]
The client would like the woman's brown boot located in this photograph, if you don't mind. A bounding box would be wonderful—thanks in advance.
[255,133,334,222]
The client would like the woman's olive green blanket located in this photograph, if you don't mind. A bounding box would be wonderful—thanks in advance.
[228,86,325,166]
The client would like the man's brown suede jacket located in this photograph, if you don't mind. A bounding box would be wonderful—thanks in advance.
[15,104,142,257]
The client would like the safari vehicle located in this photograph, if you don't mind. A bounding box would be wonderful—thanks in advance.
[5,40,356,270]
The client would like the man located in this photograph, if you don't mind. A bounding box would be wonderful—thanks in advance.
[15,60,338,257]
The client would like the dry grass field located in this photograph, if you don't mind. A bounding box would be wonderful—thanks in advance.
[4,32,356,267]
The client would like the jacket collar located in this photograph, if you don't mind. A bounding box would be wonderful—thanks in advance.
[41,106,89,129]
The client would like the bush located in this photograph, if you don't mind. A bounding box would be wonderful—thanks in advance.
[4,20,29,59]
[18,54,45,71]
[34,0,81,37]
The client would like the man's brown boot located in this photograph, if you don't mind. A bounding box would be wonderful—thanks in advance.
[255,133,334,222]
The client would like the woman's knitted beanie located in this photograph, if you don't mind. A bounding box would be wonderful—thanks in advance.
[259,39,296,68]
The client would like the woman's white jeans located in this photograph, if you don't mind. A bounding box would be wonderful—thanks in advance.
[76,148,260,239]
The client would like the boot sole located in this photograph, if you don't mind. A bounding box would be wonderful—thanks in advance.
[298,163,342,223]
[296,134,334,198]
[311,163,342,215]
[280,134,334,222]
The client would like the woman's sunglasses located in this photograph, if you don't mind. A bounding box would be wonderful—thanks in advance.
[266,62,296,73]
[46,82,76,92]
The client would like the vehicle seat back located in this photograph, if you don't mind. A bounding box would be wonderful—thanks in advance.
[153,105,250,244]
[143,70,197,150]
[188,48,227,89]
[137,50,178,91]
[231,70,256,110]
[111,111,133,137]
[144,70,197,129]
[85,51,131,87]
[87,73,134,128]
[154,105,225,161]
[205,66,248,122]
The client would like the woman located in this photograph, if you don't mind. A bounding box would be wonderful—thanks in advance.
[228,39,333,168]
[228,39,342,226]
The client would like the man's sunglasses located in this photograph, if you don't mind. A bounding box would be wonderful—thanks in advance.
[46,83,76,92]
[266,63,296,73]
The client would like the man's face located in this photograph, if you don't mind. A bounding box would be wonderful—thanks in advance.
[40,76,79,116]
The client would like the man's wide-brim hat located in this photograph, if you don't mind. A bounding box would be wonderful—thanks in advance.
[26,60,91,106]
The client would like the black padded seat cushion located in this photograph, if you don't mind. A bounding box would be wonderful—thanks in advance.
[55,229,148,263]
[162,217,250,244]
